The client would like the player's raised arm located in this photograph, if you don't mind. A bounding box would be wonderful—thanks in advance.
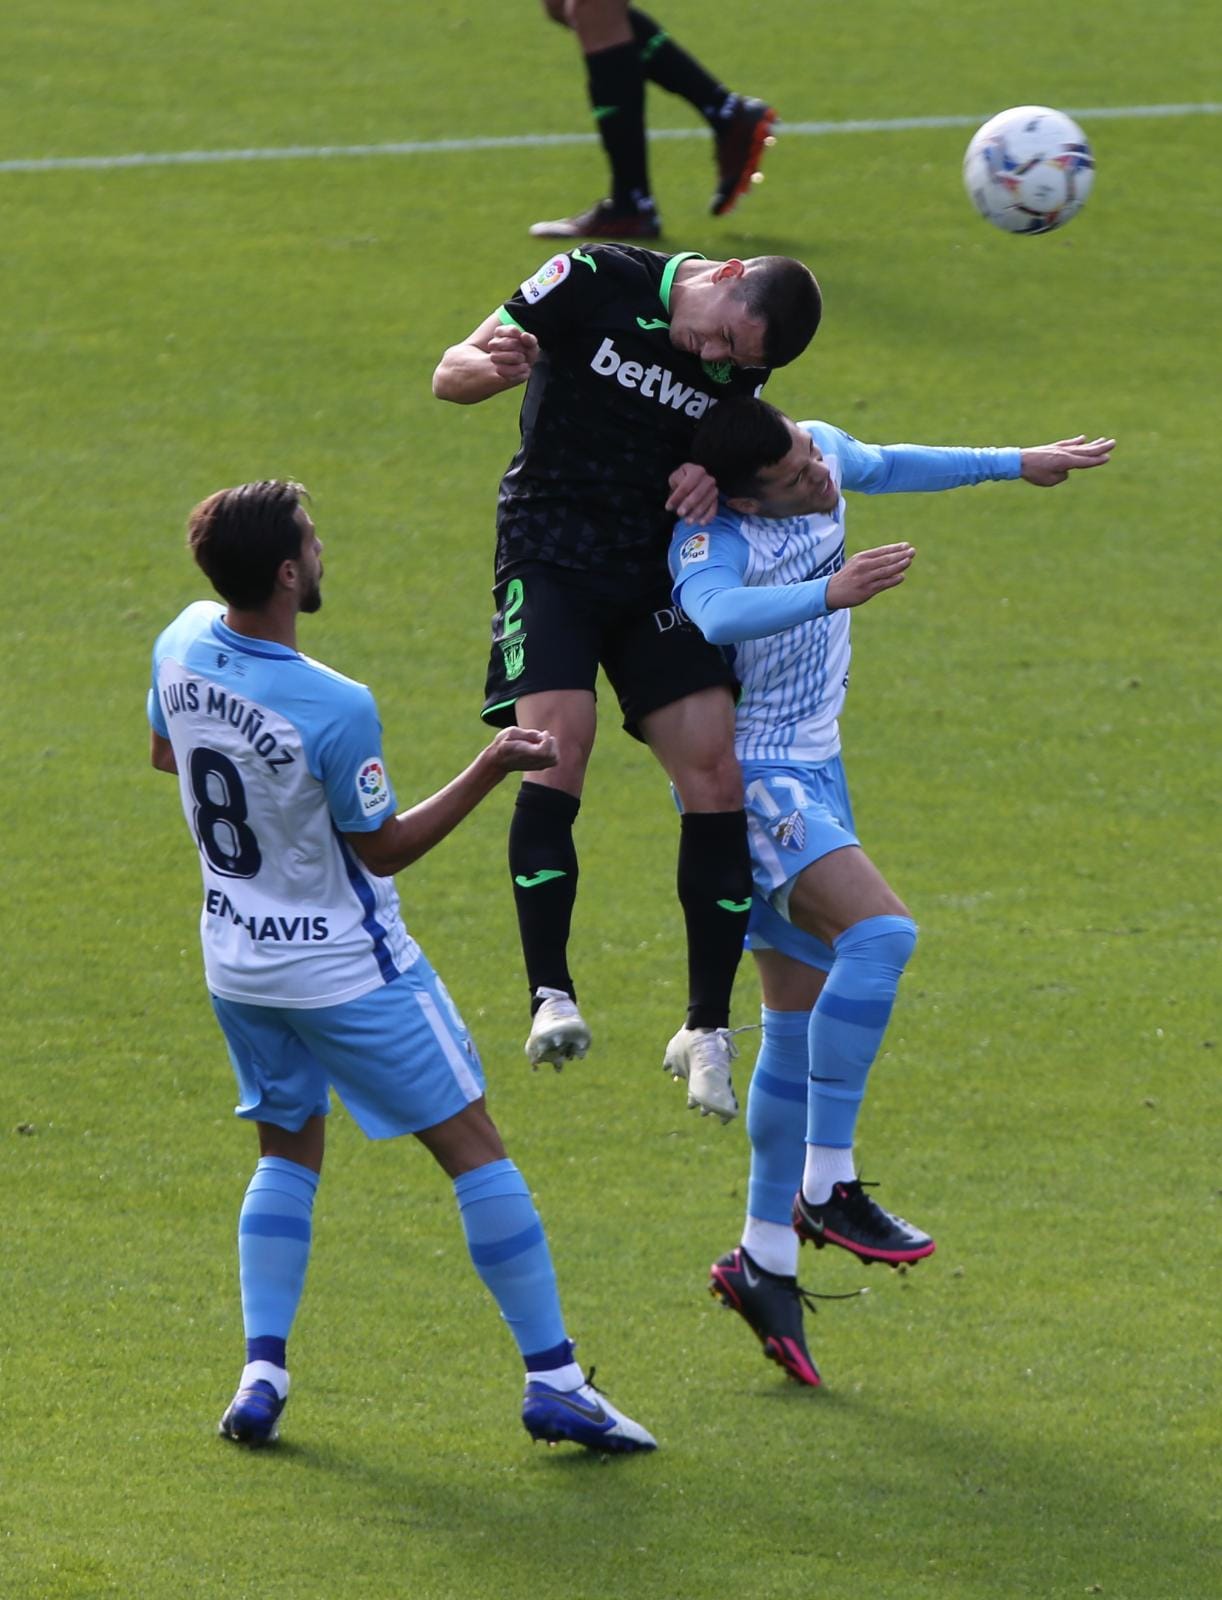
[1019,436,1115,486]
[432,313,541,404]
[345,728,557,877]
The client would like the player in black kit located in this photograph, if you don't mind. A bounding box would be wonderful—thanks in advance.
[433,246,820,1121]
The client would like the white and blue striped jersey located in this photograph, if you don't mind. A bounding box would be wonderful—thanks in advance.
[149,602,418,1009]
[669,421,1021,763]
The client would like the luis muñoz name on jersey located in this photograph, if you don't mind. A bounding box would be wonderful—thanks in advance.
[161,676,298,774]
[589,338,719,419]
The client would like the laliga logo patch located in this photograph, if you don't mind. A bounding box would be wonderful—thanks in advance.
[356,757,389,815]
[521,254,570,303]
[679,532,710,566]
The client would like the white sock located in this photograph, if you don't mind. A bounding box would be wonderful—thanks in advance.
[525,1360,584,1392]
[741,1218,799,1278]
[802,1145,856,1206]
[240,1360,290,1400]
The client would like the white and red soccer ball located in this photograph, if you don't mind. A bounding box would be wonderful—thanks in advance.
[963,106,1095,234]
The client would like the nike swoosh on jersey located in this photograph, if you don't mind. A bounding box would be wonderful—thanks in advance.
[717,897,752,913]
[514,869,568,889]
[572,249,597,272]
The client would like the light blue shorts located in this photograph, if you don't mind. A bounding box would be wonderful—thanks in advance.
[742,755,859,974]
[211,956,485,1140]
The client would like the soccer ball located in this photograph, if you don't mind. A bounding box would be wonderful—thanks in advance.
[963,106,1094,234]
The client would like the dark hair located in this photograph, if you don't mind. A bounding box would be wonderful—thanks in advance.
[689,398,793,497]
[187,480,309,608]
[740,257,822,368]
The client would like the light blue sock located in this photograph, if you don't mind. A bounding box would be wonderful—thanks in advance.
[806,914,918,1150]
[746,1007,811,1226]
[454,1158,568,1362]
[238,1156,319,1362]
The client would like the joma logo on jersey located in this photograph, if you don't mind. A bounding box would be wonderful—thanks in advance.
[589,338,719,418]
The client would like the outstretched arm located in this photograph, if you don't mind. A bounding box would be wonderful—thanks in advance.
[678,543,915,645]
[432,313,540,404]
[833,425,1115,494]
[346,727,557,876]
[1019,435,1115,485]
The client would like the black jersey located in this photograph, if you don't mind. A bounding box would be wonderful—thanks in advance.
[495,246,770,578]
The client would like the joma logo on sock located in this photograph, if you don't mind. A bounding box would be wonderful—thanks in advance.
[589,338,719,418]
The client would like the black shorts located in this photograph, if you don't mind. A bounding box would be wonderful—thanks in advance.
[481,563,737,740]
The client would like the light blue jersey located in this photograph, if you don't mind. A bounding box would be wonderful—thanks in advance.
[669,422,1021,764]
[149,602,418,1008]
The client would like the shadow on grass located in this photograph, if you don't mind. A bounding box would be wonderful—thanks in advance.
[249,1383,1216,1600]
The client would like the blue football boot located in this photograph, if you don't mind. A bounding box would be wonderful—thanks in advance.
[218,1378,286,1446]
[522,1370,657,1453]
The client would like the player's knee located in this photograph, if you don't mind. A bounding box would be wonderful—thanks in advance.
[839,913,918,974]
[540,737,593,790]
[672,750,743,811]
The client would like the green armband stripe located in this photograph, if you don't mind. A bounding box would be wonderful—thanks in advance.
[498,306,526,331]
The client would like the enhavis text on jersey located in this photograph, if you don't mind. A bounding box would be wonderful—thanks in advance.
[205,889,330,943]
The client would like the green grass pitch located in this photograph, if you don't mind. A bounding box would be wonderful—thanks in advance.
[1,2,1217,1596]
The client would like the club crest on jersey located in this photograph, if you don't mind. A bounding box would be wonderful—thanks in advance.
[501,632,527,681]
[772,810,807,850]
[356,758,389,815]
[521,254,570,303]
[679,532,710,566]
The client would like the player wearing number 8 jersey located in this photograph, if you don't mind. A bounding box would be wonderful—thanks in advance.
[670,400,1113,1385]
[148,480,655,1455]
[152,602,417,1008]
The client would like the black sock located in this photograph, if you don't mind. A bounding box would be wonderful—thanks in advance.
[677,810,752,1030]
[585,41,652,210]
[628,9,733,126]
[509,781,581,1006]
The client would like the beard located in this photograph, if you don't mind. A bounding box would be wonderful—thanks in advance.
[300,578,323,614]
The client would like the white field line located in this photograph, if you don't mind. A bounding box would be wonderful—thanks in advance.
[0,102,1218,176]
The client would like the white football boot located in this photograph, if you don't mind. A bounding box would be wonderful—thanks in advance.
[525,988,592,1068]
[663,1026,740,1122]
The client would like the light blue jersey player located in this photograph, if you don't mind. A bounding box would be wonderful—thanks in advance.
[668,399,1113,1386]
[149,480,655,1454]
